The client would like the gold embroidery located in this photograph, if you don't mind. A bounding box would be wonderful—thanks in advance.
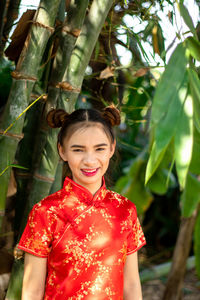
[119,242,127,263]
[65,181,72,192]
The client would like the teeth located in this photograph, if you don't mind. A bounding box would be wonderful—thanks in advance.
[82,169,97,172]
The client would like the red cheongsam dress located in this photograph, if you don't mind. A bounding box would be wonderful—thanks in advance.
[18,176,146,300]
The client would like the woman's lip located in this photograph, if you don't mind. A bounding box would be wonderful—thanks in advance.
[81,168,99,177]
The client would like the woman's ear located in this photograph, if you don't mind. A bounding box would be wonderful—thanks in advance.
[58,143,68,162]
[110,139,116,158]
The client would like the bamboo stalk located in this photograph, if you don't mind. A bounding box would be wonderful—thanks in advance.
[59,0,114,107]
[5,2,89,298]
[27,0,114,205]
[5,260,24,300]
[0,0,61,229]
[49,160,63,194]
[6,2,114,298]
[14,94,44,237]
[20,0,89,226]
[29,0,114,203]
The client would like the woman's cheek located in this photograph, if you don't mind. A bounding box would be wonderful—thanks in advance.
[99,152,110,161]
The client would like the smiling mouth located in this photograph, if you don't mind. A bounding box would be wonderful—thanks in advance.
[81,168,99,177]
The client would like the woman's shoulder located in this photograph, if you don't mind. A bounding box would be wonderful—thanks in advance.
[31,188,64,213]
[106,189,136,211]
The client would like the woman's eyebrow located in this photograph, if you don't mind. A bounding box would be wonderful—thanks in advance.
[70,143,108,148]
[94,143,108,147]
[70,145,85,148]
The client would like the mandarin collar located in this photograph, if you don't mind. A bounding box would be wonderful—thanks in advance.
[63,176,107,207]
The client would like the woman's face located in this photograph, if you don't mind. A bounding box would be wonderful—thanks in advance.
[58,124,116,194]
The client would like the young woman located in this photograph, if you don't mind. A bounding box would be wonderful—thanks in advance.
[18,106,146,300]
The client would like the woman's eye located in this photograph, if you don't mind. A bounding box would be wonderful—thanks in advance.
[96,148,105,151]
[73,149,83,152]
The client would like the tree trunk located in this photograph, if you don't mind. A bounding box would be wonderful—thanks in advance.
[5,259,24,300]
[6,1,114,298]
[18,0,89,231]
[0,0,61,229]
[49,160,63,194]
[14,93,44,238]
[18,0,88,231]
[0,0,21,57]
[5,1,89,298]
[61,0,114,97]
[162,209,198,300]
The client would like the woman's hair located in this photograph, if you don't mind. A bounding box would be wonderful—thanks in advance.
[46,105,121,147]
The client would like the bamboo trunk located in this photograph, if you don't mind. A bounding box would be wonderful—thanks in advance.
[5,1,89,299]
[5,260,24,300]
[27,0,114,206]
[0,0,61,229]
[19,0,89,229]
[49,160,63,194]
[27,0,114,207]
[14,94,44,237]
[6,2,114,298]
[0,0,21,56]
[162,209,198,300]
[60,0,114,107]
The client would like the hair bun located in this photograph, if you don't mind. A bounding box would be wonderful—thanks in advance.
[46,109,69,128]
[102,105,121,126]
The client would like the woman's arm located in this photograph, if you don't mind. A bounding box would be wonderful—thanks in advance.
[123,251,143,300]
[22,253,47,300]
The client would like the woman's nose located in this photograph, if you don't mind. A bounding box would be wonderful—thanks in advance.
[83,152,97,164]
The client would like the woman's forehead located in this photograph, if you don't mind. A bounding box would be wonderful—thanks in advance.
[70,124,108,140]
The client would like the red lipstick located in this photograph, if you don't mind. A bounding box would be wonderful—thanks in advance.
[81,168,99,177]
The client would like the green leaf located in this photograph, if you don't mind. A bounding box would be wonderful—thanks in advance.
[115,157,153,214]
[188,68,200,132]
[151,43,189,125]
[179,3,198,39]
[3,94,44,135]
[131,32,150,62]
[125,178,153,215]
[194,211,200,278]
[189,127,200,174]
[143,20,155,41]
[185,37,200,61]
[175,93,193,189]
[181,173,200,217]
[145,73,188,184]
[145,141,168,184]
[157,23,166,61]
[0,164,28,177]
[115,156,144,194]
[147,168,176,195]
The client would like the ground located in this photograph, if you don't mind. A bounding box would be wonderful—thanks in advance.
[142,268,200,299]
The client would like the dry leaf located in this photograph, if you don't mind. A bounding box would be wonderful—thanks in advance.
[99,66,114,79]
[5,10,36,63]
[152,25,160,55]
[134,68,149,77]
